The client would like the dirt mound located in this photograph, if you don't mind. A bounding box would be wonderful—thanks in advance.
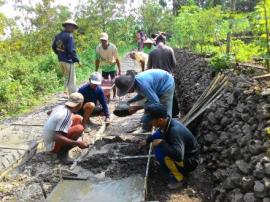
[174,48,213,115]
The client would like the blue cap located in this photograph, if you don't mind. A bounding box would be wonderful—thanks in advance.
[145,103,168,121]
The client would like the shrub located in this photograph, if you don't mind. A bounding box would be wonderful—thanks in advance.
[209,53,235,70]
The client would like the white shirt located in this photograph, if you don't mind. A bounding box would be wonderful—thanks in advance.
[43,105,72,151]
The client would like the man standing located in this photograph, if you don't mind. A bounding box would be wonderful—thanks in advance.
[78,72,110,132]
[143,38,155,54]
[147,34,179,117]
[147,34,176,73]
[129,51,148,72]
[142,103,199,189]
[136,30,145,51]
[95,32,121,98]
[52,20,80,95]
[115,69,175,131]
[43,93,88,160]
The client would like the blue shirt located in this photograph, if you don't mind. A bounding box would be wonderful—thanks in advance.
[78,84,109,117]
[130,69,175,104]
[52,31,79,64]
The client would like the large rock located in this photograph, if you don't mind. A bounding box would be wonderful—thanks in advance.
[254,180,265,193]
[264,163,270,175]
[236,160,250,174]
[241,176,255,192]
[243,193,256,202]
[227,189,243,202]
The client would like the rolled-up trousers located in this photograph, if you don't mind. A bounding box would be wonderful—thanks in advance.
[60,62,77,95]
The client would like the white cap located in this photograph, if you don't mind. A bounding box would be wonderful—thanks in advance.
[100,32,109,40]
[90,72,102,85]
[62,19,78,29]
[144,38,154,44]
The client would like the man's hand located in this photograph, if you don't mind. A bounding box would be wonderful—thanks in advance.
[76,141,89,149]
[152,139,163,147]
[118,71,121,76]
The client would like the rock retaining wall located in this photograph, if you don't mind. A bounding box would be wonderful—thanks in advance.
[174,49,270,202]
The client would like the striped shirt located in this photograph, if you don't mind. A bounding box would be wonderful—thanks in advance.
[43,105,72,151]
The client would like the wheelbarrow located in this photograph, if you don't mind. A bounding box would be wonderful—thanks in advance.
[101,79,115,103]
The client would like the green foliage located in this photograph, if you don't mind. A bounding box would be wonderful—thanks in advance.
[209,53,235,70]
[171,6,226,51]
[139,2,173,36]
[231,40,262,62]
[0,52,60,115]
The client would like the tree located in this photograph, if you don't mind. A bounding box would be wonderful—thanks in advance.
[10,0,71,55]
[226,0,237,54]
[140,2,173,35]
[262,0,270,70]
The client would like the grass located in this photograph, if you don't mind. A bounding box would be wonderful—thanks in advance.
[0,44,135,120]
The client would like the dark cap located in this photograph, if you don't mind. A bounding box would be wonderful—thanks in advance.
[115,75,135,97]
[145,103,168,121]
[156,34,166,43]
[126,70,137,77]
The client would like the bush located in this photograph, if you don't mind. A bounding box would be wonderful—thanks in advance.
[0,52,60,117]
[209,53,235,70]
[231,40,262,62]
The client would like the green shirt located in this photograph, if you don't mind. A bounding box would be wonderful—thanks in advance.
[95,43,119,72]
[144,46,155,54]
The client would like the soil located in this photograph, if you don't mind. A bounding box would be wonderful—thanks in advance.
[147,162,214,202]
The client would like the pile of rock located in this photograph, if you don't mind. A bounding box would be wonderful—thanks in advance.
[198,74,270,201]
[174,49,270,201]
[174,48,213,114]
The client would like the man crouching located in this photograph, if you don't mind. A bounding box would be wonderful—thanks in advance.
[141,103,199,189]
[43,92,88,161]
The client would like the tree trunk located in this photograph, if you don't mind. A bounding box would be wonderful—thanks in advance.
[226,0,237,54]
[173,0,183,16]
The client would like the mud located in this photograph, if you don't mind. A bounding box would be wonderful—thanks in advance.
[147,161,214,202]
[80,139,147,179]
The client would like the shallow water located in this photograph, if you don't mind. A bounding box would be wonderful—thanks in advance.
[47,175,144,202]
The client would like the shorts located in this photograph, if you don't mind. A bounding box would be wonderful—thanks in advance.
[102,70,116,80]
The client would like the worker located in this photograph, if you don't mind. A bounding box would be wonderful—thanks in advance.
[143,38,155,54]
[95,32,121,98]
[141,103,199,189]
[147,34,179,117]
[115,69,175,132]
[43,93,88,161]
[147,34,176,73]
[136,30,145,51]
[78,72,110,132]
[129,51,148,72]
[52,19,81,96]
